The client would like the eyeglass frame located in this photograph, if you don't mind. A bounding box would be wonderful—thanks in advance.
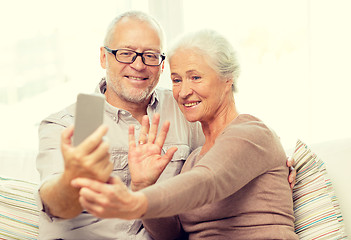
[104,46,166,66]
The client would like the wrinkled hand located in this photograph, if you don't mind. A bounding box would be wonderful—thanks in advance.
[128,113,178,191]
[286,156,296,189]
[71,176,147,220]
[61,125,113,183]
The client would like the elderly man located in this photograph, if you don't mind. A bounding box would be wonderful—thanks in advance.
[36,10,203,239]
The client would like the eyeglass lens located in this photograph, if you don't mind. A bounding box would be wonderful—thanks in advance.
[116,50,162,66]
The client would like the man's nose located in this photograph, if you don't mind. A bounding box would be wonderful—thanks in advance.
[130,55,147,70]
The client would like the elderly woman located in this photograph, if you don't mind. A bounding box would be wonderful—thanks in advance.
[72,29,298,239]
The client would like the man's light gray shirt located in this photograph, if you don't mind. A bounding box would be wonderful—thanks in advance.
[36,79,204,240]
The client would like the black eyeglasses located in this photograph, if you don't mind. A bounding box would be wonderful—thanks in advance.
[104,47,165,66]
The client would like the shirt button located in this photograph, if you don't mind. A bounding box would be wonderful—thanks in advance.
[113,117,117,121]
[135,125,140,130]
[121,110,126,115]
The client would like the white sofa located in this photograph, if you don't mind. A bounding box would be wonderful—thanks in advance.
[0,138,350,239]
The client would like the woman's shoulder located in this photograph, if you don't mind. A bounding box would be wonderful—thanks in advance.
[220,114,286,165]
[223,114,280,145]
[227,114,268,133]
[233,113,263,124]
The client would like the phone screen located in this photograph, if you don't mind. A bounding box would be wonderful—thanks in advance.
[72,93,105,146]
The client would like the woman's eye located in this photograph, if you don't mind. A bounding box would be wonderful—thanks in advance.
[192,76,201,80]
[172,79,181,83]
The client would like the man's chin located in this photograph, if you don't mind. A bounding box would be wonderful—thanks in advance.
[121,92,151,104]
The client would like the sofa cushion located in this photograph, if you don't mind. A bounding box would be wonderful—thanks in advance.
[0,177,39,239]
[292,139,347,239]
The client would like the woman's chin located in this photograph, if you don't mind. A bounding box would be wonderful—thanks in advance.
[184,115,200,123]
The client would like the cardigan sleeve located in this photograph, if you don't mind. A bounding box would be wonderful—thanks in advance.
[141,116,286,219]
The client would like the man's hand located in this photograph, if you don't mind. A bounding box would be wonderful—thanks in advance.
[287,156,296,189]
[39,125,113,219]
[61,124,113,183]
[128,114,177,191]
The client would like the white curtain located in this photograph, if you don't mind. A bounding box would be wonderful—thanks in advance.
[0,0,350,152]
[151,0,351,148]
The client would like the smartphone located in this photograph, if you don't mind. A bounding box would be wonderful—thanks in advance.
[72,93,105,146]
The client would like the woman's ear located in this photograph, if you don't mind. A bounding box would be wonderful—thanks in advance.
[225,78,234,92]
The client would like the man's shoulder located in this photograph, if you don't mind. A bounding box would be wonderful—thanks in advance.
[41,103,76,127]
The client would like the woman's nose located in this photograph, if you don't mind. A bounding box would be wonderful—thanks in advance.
[179,81,193,98]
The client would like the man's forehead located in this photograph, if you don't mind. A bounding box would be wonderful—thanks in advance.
[115,17,158,35]
[115,43,161,52]
[112,20,162,51]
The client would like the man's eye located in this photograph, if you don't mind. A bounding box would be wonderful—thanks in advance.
[144,53,158,59]
[119,51,133,56]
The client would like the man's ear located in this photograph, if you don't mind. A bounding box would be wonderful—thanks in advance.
[100,47,107,69]
[161,61,165,72]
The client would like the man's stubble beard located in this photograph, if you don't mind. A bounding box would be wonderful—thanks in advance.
[106,74,158,104]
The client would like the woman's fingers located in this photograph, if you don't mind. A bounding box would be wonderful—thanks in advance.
[286,156,296,189]
[162,146,178,164]
[286,156,295,168]
[71,177,100,189]
[155,120,170,148]
[134,114,167,147]
[138,115,150,145]
[148,113,160,144]
[128,125,136,149]
[72,176,136,218]
[72,178,109,216]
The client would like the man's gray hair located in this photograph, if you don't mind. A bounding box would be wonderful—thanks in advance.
[103,11,165,52]
[168,29,240,92]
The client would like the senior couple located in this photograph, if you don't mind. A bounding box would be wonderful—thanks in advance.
[36,10,298,239]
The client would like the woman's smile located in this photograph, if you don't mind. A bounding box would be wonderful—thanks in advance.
[183,101,201,108]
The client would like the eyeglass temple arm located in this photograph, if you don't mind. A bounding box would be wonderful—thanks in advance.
[104,46,113,53]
